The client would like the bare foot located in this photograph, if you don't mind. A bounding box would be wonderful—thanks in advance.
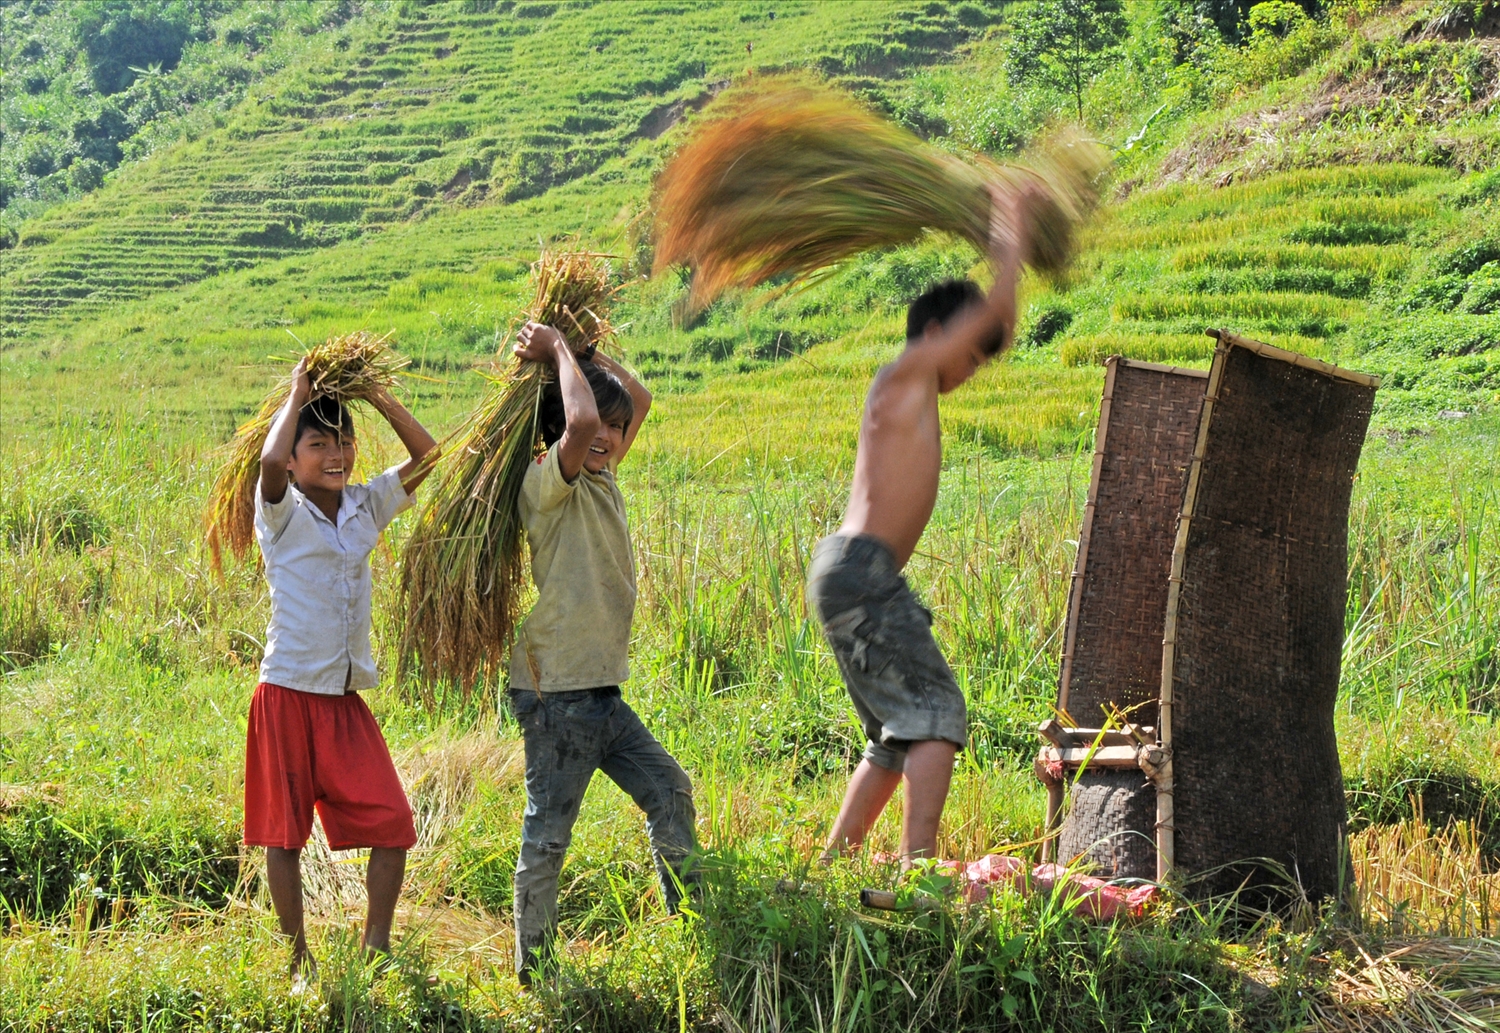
[289,947,317,992]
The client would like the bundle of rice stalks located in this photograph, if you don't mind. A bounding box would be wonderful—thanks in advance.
[204,331,406,571]
[652,76,1110,309]
[397,250,620,702]
[1309,936,1500,1032]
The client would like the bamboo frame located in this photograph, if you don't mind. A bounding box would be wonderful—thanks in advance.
[1154,352,1225,882]
[1204,328,1381,388]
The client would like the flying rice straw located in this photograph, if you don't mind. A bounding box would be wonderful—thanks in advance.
[396,250,620,704]
[651,76,1111,308]
[204,330,408,572]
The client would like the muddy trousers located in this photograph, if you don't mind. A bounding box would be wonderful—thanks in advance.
[509,687,697,981]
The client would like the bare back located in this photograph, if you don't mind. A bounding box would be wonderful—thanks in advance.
[838,351,944,568]
[833,185,1027,570]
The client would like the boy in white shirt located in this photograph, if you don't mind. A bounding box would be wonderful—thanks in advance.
[245,358,436,980]
[507,322,697,986]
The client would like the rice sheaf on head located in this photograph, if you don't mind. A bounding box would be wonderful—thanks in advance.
[395,251,622,705]
[204,331,407,572]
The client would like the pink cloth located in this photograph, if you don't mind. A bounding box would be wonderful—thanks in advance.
[931,854,1158,918]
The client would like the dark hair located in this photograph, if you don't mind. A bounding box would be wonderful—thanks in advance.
[292,395,355,453]
[538,361,635,448]
[906,278,984,341]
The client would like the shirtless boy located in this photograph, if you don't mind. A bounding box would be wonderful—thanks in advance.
[808,188,1030,864]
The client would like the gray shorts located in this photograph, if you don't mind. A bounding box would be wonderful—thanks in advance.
[807,534,966,772]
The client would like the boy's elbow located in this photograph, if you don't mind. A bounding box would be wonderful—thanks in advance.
[574,412,603,439]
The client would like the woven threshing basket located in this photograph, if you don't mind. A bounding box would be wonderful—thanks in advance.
[1048,333,1378,903]
[1161,330,1377,901]
[1055,357,1207,879]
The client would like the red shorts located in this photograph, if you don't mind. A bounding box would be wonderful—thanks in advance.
[243,682,416,851]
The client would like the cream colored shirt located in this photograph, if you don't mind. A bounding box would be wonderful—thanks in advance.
[509,448,636,692]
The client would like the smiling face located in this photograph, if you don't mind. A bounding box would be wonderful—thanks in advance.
[582,416,626,474]
[287,425,357,493]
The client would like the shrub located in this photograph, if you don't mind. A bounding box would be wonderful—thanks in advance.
[1460,265,1500,315]
[1020,303,1073,347]
[1436,236,1500,277]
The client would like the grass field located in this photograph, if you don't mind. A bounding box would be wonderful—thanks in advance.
[3,1,1500,1030]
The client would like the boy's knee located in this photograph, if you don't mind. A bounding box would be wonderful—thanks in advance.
[516,837,569,874]
[647,781,695,822]
[647,787,698,853]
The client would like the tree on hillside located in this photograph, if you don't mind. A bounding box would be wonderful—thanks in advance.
[1005,0,1128,122]
[72,1,207,96]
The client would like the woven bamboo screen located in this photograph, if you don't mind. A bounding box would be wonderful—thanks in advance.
[1055,359,1207,879]
[1162,331,1377,900]
[1059,358,1208,729]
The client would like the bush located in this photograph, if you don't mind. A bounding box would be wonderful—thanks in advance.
[1019,303,1072,347]
[1436,236,1500,277]
[0,800,241,918]
[74,2,199,96]
[66,157,105,194]
[1460,264,1500,315]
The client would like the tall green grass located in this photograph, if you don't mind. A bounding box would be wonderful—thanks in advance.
[3,1,1500,1026]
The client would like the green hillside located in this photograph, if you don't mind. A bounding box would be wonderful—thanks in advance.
[3,1,1500,1030]
[0,0,1003,334]
[3,0,1496,447]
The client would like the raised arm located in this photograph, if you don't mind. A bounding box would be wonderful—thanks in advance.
[370,387,439,494]
[260,358,312,505]
[587,349,651,464]
[906,185,1031,393]
[515,321,599,482]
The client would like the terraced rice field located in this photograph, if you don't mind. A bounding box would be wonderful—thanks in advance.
[0,0,999,339]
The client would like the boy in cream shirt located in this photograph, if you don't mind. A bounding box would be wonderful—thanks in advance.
[507,321,697,985]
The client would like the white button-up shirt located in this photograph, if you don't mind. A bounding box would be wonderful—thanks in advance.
[254,465,412,695]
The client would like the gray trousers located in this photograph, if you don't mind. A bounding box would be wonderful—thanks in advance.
[807,534,967,771]
[509,687,697,979]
